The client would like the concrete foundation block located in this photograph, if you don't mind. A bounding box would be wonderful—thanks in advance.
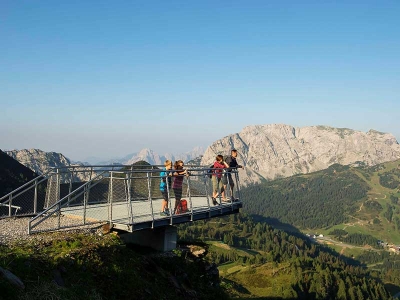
[119,225,177,252]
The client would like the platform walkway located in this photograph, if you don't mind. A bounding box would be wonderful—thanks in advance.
[60,196,241,231]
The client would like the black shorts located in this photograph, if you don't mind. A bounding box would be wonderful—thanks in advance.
[161,189,169,201]
[173,188,182,201]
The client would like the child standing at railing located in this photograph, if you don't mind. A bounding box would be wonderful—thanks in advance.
[160,160,173,216]
[172,160,189,214]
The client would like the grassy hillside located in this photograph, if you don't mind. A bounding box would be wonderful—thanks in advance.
[242,160,400,244]
[0,232,228,300]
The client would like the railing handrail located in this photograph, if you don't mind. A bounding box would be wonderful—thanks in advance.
[1,166,239,204]
[46,164,213,171]
[29,170,108,224]
[0,170,53,203]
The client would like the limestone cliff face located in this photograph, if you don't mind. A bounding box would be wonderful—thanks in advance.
[5,149,89,181]
[6,149,72,174]
[200,124,400,185]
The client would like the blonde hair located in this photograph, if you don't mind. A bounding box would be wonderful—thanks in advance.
[164,160,172,167]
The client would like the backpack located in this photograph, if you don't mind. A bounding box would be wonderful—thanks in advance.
[176,199,188,214]
[224,155,232,166]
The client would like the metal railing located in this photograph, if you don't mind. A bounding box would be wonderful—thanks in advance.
[0,165,115,218]
[0,171,51,217]
[1,164,242,234]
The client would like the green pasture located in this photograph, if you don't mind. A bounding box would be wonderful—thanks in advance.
[221,262,297,299]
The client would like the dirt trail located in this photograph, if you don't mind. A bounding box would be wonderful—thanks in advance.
[357,202,364,213]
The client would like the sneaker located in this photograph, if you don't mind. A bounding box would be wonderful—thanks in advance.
[160,211,169,216]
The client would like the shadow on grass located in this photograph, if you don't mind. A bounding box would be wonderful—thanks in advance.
[221,277,251,295]
[250,215,301,234]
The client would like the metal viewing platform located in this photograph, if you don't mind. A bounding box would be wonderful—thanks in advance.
[0,164,243,237]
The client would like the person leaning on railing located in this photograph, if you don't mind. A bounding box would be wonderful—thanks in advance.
[172,160,189,214]
[211,155,229,205]
[223,149,243,201]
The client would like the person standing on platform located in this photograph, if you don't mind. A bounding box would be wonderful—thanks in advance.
[160,160,173,216]
[223,149,243,201]
[172,160,189,214]
[211,155,229,205]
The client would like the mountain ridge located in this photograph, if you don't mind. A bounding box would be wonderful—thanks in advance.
[4,147,205,176]
[200,124,400,185]
[5,124,400,186]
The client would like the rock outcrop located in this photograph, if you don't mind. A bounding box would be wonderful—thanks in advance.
[6,149,72,175]
[200,124,400,185]
[5,149,89,181]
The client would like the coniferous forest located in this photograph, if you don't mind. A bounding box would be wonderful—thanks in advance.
[177,213,393,299]
[241,164,370,229]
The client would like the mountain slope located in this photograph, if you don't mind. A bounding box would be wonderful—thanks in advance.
[5,149,76,174]
[201,124,400,185]
[241,159,400,244]
[178,214,393,299]
[0,150,37,197]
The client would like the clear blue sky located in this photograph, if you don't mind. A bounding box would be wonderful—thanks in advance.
[1,1,399,161]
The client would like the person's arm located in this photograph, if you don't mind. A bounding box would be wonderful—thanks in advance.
[175,170,186,176]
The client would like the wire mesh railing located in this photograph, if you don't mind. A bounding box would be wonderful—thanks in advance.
[1,164,242,234]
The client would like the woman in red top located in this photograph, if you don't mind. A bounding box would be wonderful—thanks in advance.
[211,155,229,205]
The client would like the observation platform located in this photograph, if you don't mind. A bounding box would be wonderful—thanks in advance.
[1,164,243,250]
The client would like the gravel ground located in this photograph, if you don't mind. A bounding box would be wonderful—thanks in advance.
[0,216,104,245]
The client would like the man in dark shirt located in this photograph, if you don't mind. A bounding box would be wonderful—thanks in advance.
[223,149,243,201]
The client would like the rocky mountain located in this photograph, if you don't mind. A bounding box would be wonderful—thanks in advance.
[103,146,205,165]
[4,149,90,182]
[5,147,205,180]
[6,149,74,175]
[200,124,400,185]
[7,124,400,187]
